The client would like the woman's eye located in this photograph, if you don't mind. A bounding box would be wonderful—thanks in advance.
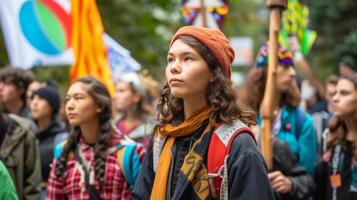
[167,57,174,63]
[74,96,84,100]
[184,57,193,62]
[340,91,350,96]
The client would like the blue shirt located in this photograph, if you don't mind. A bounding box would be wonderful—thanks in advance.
[258,106,318,175]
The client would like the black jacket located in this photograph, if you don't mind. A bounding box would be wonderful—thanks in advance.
[272,139,316,200]
[131,130,275,200]
[35,120,68,182]
[314,141,357,200]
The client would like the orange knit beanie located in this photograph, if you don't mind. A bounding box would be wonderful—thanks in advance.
[170,26,235,78]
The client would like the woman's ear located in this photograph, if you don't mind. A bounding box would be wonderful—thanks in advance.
[96,104,103,113]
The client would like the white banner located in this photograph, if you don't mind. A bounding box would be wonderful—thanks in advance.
[0,0,140,74]
[230,37,254,67]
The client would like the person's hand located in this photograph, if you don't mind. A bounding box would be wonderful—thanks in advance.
[268,170,293,194]
[288,36,304,61]
[288,36,301,52]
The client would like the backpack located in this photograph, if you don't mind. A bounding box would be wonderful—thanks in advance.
[152,119,254,200]
[54,140,141,190]
[115,142,141,189]
[207,120,254,199]
[294,107,306,140]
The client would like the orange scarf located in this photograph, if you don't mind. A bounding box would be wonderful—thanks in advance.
[150,106,212,200]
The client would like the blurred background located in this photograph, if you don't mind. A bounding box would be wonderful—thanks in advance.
[0,0,356,92]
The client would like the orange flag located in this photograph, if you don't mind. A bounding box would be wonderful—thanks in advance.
[70,0,114,95]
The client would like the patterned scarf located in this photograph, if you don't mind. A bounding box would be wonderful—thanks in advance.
[150,106,215,200]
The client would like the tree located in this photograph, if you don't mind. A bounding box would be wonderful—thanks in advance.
[308,0,357,78]
[97,0,182,79]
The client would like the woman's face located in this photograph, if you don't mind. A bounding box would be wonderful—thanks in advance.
[276,64,296,93]
[166,39,213,99]
[114,81,139,112]
[332,78,357,118]
[26,81,43,106]
[30,95,52,120]
[65,82,101,126]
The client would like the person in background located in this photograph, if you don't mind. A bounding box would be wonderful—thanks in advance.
[339,55,357,76]
[314,74,357,200]
[132,26,274,200]
[325,75,339,113]
[138,70,162,117]
[0,160,18,200]
[46,76,145,200]
[0,106,42,200]
[0,67,34,119]
[113,72,155,147]
[26,80,44,108]
[30,85,69,198]
[317,75,339,156]
[240,43,316,200]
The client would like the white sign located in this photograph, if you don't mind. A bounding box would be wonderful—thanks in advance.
[230,37,253,67]
[0,0,140,74]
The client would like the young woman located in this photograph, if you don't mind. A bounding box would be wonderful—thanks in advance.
[315,74,357,200]
[30,86,68,197]
[132,26,274,199]
[240,43,317,199]
[113,72,155,147]
[46,77,145,200]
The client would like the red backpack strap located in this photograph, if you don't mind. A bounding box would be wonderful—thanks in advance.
[207,119,255,199]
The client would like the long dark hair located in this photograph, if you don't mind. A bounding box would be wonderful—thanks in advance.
[240,67,301,111]
[157,35,256,126]
[328,74,357,164]
[55,76,113,189]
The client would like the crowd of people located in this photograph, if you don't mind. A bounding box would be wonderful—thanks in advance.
[0,25,356,200]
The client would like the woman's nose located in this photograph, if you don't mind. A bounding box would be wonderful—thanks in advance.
[66,99,74,110]
[332,92,339,103]
[170,61,181,74]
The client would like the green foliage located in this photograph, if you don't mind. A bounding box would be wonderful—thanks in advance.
[224,0,267,48]
[31,66,70,96]
[97,0,182,79]
[0,26,9,66]
[308,0,357,78]
[0,0,356,85]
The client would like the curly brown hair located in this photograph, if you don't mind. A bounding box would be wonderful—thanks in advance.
[239,67,300,111]
[328,74,357,163]
[156,35,256,126]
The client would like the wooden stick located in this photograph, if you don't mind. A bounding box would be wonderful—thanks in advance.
[261,0,287,170]
[200,0,207,27]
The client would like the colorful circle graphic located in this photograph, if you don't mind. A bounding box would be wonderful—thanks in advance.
[19,0,71,55]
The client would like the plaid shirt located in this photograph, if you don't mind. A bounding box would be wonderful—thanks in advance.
[46,133,145,200]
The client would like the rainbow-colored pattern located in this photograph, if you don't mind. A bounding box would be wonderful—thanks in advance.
[255,43,294,68]
[19,0,71,55]
[182,0,229,28]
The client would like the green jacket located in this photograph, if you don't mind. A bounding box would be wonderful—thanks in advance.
[0,114,41,200]
[0,160,18,200]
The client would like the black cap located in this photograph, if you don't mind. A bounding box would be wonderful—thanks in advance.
[32,86,60,115]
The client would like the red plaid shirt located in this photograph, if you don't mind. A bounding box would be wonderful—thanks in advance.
[46,133,145,200]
